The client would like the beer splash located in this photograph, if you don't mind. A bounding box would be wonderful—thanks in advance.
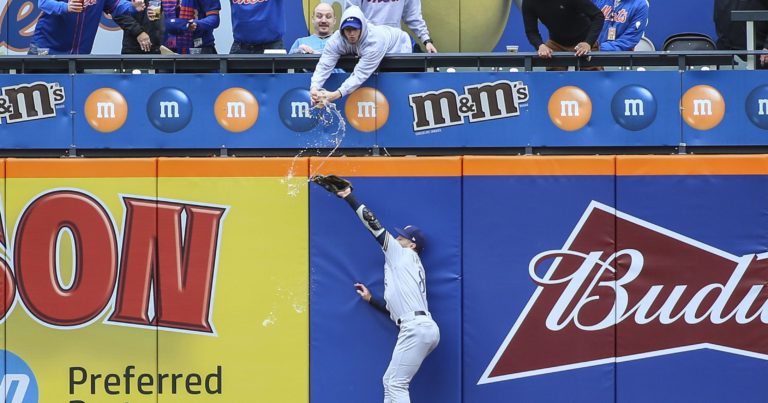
[282,99,347,197]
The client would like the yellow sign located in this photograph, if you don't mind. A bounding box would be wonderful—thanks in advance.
[1,158,309,402]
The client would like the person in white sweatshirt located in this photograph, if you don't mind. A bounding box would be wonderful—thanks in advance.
[346,0,437,53]
[310,6,411,107]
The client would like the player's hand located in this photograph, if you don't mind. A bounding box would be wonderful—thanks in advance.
[137,32,152,52]
[425,42,438,53]
[538,44,553,58]
[298,44,316,54]
[761,49,768,66]
[132,0,145,12]
[574,42,591,57]
[188,20,198,31]
[354,283,372,303]
[68,0,83,13]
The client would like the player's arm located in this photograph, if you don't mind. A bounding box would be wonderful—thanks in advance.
[355,283,390,316]
[312,175,396,251]
[339,188,388,248]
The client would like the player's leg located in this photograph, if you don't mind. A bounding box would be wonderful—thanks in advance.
[382,318,440,403]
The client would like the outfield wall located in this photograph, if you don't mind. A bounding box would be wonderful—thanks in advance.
[0,155,767,402]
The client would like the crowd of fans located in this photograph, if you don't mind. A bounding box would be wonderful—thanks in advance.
[27,0,768,69]
[27,0,436,55]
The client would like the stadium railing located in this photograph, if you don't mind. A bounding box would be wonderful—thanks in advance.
[0,50,765,74]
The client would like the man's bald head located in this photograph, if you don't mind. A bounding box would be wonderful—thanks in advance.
[312,3,336,37]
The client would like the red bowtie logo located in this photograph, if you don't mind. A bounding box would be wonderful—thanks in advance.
[481,201,768,384]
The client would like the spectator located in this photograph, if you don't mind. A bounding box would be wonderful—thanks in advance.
[229,0,285,54]
[289,3,336,54]
[346,0,437,53]
[162,0,221,54]
[714,0,768,67]
[593,0,649,51]
[29,0,145,55]
[310,6,411,106]
[114,0,164,54]
[522,0,605,71]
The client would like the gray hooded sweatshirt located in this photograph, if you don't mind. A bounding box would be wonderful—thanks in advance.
[310,6,412,97]
[346,0,431,44]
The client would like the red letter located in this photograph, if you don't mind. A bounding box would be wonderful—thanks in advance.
[110,198,226,333]
[0,258,15,320]
[15,191,117,326]
[0,213,15,320]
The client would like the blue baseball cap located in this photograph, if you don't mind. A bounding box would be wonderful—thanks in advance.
[394,225,425,253]
[340,16,362,31]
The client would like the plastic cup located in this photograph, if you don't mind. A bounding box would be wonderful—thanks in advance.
[506,45,519,53]
[148,0,161,21]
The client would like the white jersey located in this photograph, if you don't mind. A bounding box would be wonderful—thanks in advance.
[382,232,429,322]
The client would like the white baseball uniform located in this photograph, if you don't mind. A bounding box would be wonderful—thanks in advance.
[344,193,440,403]
[380,233,440,403]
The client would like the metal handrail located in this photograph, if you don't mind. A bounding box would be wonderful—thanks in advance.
[2,50,766,74]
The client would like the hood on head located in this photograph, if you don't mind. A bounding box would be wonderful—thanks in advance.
[338,5,368,44]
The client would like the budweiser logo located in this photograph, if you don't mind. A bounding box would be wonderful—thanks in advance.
[480,201,768,384]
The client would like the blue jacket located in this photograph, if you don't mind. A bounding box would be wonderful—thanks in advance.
[230,0,284,44]
[593,0,649,51]
[33,0,137,54]
[163,0,220,52]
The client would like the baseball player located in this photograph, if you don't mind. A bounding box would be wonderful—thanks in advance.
[312,174,440,403]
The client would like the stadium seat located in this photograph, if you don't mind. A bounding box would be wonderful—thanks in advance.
[662,33,717,52]
[634,36,656,52]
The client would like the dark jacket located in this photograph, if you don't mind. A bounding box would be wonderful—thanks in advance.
[114,0,165,54]
[523,0,604,48]
[714,0,768,50]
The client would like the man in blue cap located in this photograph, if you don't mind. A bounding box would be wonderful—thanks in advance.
[311,174,440,403]
[310,5,412,107]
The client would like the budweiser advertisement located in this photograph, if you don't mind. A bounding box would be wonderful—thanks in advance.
[463,155,768,403]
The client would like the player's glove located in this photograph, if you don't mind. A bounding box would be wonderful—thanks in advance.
[311,174,352,195]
